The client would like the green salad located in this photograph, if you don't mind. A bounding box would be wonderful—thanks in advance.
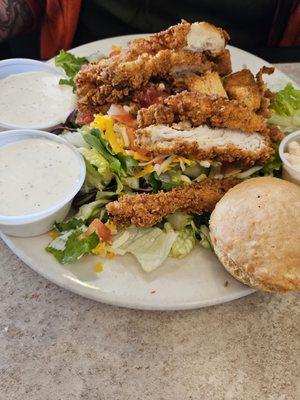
[46,51,299,272]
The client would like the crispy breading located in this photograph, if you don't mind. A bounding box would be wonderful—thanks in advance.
[106,178,239,227]
[223,69,261,111]
[124,20,229,58]
[137,91,268,134]
[210,49,232,75]
[134,124,273,166]
[76,20,231,114]
[76,50,214,114]
[173,72,228,97]
[256,66,275,117]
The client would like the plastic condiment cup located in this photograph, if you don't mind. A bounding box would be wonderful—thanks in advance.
[0,58,74,131]
[0,130,86,237]
[279,130,300,186]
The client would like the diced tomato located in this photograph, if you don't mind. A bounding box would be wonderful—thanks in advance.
[109,50,121,57]
[83,219,111,242]
[107,104,136,127]
[76,111,94,125]
[137,85,170,108]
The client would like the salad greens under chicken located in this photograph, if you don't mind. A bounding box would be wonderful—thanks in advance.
[46,46,299,273]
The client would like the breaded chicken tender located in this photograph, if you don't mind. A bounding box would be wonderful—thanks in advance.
[137,91,268,134]
[76,50,214,114]
[106,178,239,227]
[135,124,272,165]
[117,20,229,59]
[76,21,231,114]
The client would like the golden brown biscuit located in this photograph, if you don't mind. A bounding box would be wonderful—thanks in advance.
[209,177,300,292]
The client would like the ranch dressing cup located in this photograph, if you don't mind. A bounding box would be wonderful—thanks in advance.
[0,58,76,131]
[279,130,300,186]
[0,130,86,237]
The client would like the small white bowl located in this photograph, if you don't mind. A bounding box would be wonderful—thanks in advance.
[0,58,74,132]
[279,130,300,186]
[0,130,86,237]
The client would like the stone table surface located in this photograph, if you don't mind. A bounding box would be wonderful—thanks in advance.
[1,63,299,400]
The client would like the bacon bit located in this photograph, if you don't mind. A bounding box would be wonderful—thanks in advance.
[76,111,94,125]
[137,85,170,108]
[107,104,136,128]
[95,262,103,272]
[83,219,112,242]
[50,230,60,239]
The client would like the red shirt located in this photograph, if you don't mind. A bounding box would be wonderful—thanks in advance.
[25,0,81,59]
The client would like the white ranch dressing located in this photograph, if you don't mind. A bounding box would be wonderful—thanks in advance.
[284,140,300,170]
[0,138,81,216]
[0,71,76,127]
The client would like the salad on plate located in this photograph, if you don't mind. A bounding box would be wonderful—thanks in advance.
[46,20,300,273]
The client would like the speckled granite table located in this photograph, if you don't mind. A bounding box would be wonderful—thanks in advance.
[1,63,299,400]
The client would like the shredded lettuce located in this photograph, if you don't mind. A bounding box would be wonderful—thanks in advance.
[75,199,104,220]
[184,163,206,178]
[80,148,113,187]
[269,83,300,133]
[199,225,213,250]
[54,218,85,232]
[167,212,192,231]
[46,229,99,264]
[84,128,127,177]
[111,226,177,272]
[55,50,88,89]
[170,227,196,258]
[60,130,89,148]
[262,145,282,176]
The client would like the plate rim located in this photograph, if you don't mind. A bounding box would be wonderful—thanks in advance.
[0,230,255,310]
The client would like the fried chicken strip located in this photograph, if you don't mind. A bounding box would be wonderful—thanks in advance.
[134,124,272,165]
[137,91,268,134]
[76,50,214,114]
[106,178,239,227]
[76,21,231,114]
[126,20,229,57]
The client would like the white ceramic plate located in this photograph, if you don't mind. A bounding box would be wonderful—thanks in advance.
[1,35,293,310]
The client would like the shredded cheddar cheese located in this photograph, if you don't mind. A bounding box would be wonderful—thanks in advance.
[134,164,154,178]
[132,152,150,161]
[50,230,60,239]
[95,262,103,272]
[93,242,104,255]
[106,251,115,259]
[93,114,123,154]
